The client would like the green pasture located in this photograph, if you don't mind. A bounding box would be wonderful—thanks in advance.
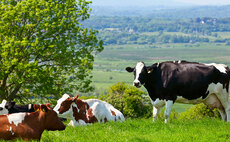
[38,118,230,142]
[94,43,230,71]
[92,43,230,91]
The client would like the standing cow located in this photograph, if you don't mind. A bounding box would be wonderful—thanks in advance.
[54,94,125,126]
[126,60,230,123]
[0,103,66,140]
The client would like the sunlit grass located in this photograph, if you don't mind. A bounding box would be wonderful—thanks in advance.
[39,118,230,142]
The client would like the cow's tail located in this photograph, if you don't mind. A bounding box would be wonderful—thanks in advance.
[226,67,230,93]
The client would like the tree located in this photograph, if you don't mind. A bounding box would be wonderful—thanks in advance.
[0,0,103,101]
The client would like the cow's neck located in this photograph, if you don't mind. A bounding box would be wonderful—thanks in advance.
[144,73,158,100]
[21,112,45,139]
[72,100,90,123]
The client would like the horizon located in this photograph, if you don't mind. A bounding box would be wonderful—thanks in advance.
[91,0,230,7]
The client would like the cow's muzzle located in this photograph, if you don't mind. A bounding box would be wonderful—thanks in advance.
[133,82,141,88]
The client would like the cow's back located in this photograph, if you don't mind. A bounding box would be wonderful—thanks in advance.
[151,61,222,100]
[85,99,124,122]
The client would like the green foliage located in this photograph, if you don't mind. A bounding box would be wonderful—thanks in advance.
[157,108,179,121]
[179,103,220,120]
[0,0,103,101]
[102,82,152,118]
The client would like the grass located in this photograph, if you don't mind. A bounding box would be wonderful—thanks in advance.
[39,118,230,142]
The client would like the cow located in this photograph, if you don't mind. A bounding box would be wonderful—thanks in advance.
[126,60,230,123]
[0,103,66,140]
[0,100,67,122]
[53,94,125,126]
[0,100,35,115]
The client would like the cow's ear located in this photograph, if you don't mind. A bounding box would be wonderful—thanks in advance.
[46,103,51,108]
[126,67,134,72]
[5,102,15,109]
[34,104,40,112]
[147,65,157,74]
[41,104,49,112]
[72,94,79,102]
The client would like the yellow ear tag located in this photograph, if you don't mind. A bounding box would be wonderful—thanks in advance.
[36,109,39,112]
[148,70,151,73]
[42,108,46,112]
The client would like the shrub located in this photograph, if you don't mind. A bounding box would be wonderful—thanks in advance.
[179,103,220,120]
[156,108,179,121]
[101,82,152,118]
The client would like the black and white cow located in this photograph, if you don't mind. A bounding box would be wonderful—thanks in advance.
[0,100,67,121]
[126,60,230,123]
[0,100,35,115]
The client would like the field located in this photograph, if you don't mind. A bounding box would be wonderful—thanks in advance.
[36,119,230,141]
[92,42,230,90]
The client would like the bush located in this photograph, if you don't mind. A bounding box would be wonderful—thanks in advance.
[157,108,179,121]
[101,82,152,118]
[179,103,220,120]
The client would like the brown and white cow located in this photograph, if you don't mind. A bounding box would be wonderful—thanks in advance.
[54,94,125,126]
[0,103,66,140]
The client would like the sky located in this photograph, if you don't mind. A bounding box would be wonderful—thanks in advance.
[92,0,230,7]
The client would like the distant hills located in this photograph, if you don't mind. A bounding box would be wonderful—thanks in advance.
[90,5,230,18]
[91,0,189,7]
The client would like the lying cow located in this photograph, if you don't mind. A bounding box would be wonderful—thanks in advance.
[126,60,230,123]
[0,103,65,140]
[54,94,125,126]
[0,100,67,121]
[0,100,35,115]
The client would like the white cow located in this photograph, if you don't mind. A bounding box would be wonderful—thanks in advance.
[54,94,125,126]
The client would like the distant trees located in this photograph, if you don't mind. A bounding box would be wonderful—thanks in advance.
[100,31,210,45]
[84,17,230,33]
[83,16,230,45]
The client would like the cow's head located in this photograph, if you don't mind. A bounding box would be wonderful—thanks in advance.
[0,100,9,115]
[37,103,66,131]
[53,94,78,119]
[126,62,153,88]
[5,101,16,112]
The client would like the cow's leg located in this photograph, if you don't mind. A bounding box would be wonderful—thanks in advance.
[150,98,165,121]
[153,107,161,121]
[68,120,75,126]
[164,100,173,123]
[215,91,230,122]
[218,108,227,122]
[204,93,227,122]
